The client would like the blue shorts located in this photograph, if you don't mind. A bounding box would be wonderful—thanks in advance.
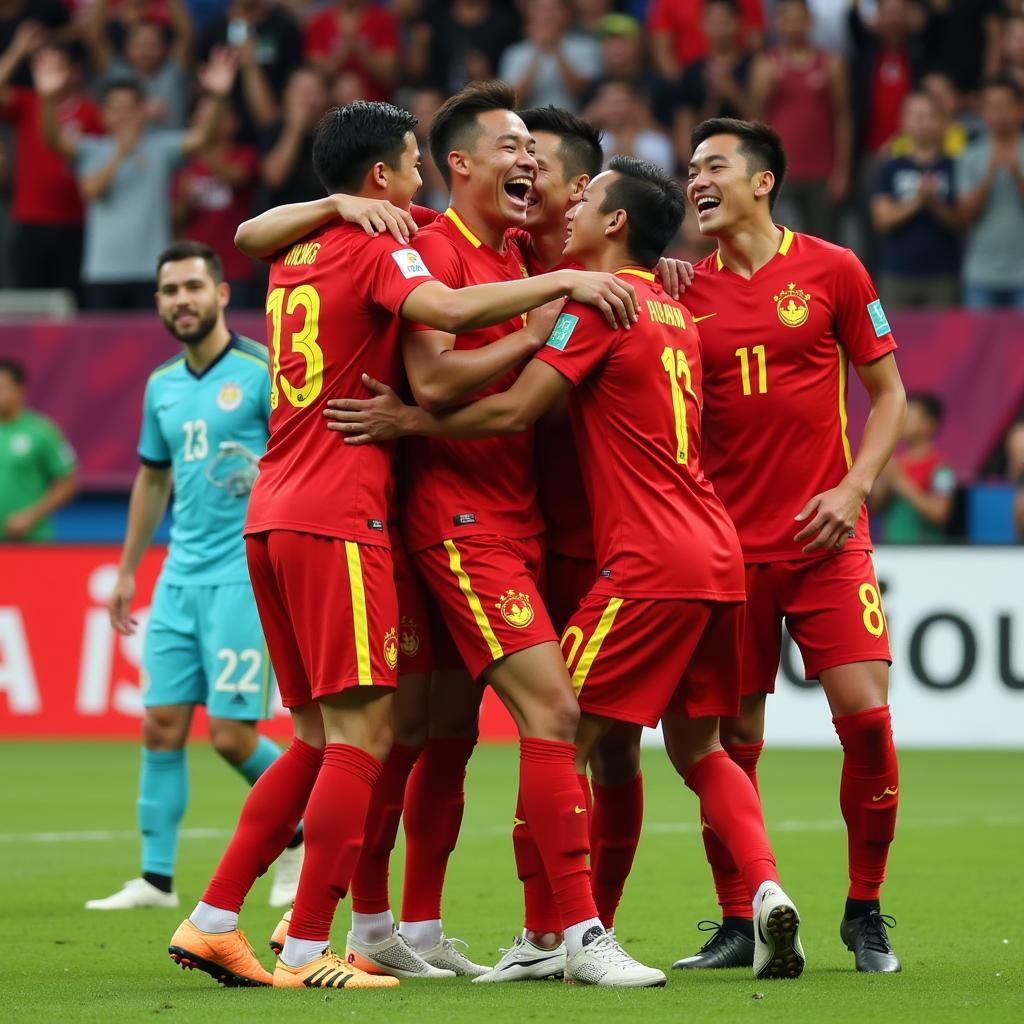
[142,578,274,720]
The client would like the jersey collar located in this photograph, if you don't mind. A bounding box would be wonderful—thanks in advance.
[444,207,483,249]
[615,266,656,281]
[184,332,237,380]
[715,225,794,271]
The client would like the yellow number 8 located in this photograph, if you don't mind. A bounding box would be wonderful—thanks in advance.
[858,583,886,638]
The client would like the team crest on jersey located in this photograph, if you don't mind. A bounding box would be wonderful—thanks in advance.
[496,589,535,629]
[400,615,420,658]
[383,627,399,670]
[773,283,811,328]
[217,382,244,412]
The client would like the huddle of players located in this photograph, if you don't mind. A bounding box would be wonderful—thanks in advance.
[167,80,907,991]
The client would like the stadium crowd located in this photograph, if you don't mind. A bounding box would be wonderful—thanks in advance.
[0,0,1023,544]
[2,0,1024,308]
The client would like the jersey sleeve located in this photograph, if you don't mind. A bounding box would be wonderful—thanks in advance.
[37,417,77,481]
[138,377,171,467]
[363,233,438,316]
[402,231,462,332]
[831,248,897,365]
[534,305,616,386]
[410,203,441,228]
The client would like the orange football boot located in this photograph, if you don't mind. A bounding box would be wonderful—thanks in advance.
[273,947,400,989]
[168,919,272,987]
[269,910,290,955]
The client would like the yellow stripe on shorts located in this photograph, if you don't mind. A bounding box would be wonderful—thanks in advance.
[344,541,373,685]
[443,539,504,662]
[570,597,623,695]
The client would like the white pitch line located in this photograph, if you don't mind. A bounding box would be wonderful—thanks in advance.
[0,815,1019,846]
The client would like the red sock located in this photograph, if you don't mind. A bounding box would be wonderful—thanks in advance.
[512,789,561,935]
[685,750,778,901]
[834,705,899,901]
[699,741,764,920]
[400,736,476,922]
[350,743,421,915]
[577,772,592,816]
[287,744,381,942]
[202,739,322,912]
[591,772,643,928]
[519,738,598,930]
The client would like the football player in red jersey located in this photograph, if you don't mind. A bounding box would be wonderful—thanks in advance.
[672,118,906,975]
[329,155,807,984]
[585,118,907,974]
[166,100,646,992]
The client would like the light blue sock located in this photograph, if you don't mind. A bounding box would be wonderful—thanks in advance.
[138,748,188,878]
[234,735,282,786]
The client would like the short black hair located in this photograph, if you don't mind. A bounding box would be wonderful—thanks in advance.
[429,80,519,188]
[101,75,145,104]
[691,117,788,209]
[0,358,26,387]
[908,392,944,425]
[518,105,603,180]
[600,155,686,267]
[157,241,224,283]
[312,101,418,194]
[981,75,1024,102]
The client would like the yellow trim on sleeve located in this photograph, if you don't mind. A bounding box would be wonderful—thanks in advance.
[345,542,373,685]
[836,344,853,469]
[570,598,623,695]
[444,207,483,248]
[615,268,656,281]
[444,539,504,662]
[230,349,269,369]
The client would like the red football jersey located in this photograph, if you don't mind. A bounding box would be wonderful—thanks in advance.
[506,229,596,560]
[536,269,744,600]
[401,207,546,552]
[684,228,898,562]
[245,222,436,543]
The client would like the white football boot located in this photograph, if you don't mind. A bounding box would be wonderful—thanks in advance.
[473,932,567,983]
[345,928,456,978]
[85,877,179,910]
[268,844,303,907]
[564,930,666,988]
[753,886,805,979]
[417,934,490,977]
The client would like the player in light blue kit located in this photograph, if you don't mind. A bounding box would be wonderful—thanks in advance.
[87,242,302,911]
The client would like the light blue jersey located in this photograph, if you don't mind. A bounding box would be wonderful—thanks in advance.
[138,333,270,586]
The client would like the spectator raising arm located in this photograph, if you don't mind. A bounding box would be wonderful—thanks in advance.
[235,34,278,130]
[826,53,853,203]
[0,20,45,104]
[181,48,239,157]
[33,48,80,161]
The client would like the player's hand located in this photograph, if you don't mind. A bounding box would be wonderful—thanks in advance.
[562,271,639,329]
[324,374,415,445]
[108,573,139,636]
[655,257,694,299]
[1,510,34,539]
[331,195,417,245]
[793,481,864,553]
[524,297,566,349]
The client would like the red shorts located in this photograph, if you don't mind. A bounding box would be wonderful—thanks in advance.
[412,534,556,680]
[742,551,893,696]
[562,592,744,727]
[246,531,398,707]
[391,534,434,677]
[545,552,597,634]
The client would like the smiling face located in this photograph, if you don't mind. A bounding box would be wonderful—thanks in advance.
[563,170,617,265]
[525,130,583,236]
[156,257,228,344]
[452,107,537,227]
[687,133,773,236]
[383,132,424,209]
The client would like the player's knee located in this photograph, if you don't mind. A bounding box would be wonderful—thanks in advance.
[209,722,255,764]
[142,709,187,751]
[534,688,580,743]
[591,735,641,786]
[360,719,394,764]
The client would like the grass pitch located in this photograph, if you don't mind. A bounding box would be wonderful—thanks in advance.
[0,742,1020,1023]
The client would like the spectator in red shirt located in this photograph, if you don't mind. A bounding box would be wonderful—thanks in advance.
[172,96,259,306]
[849,0,928,157]
[750,0,851,240]
[303,0,399,102]
[647,0,764,83]
[0,25,102,293]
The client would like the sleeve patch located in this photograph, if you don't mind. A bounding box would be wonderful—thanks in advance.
[391,248,431,279]
[545,313,580,351]
[866,299,891,338]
